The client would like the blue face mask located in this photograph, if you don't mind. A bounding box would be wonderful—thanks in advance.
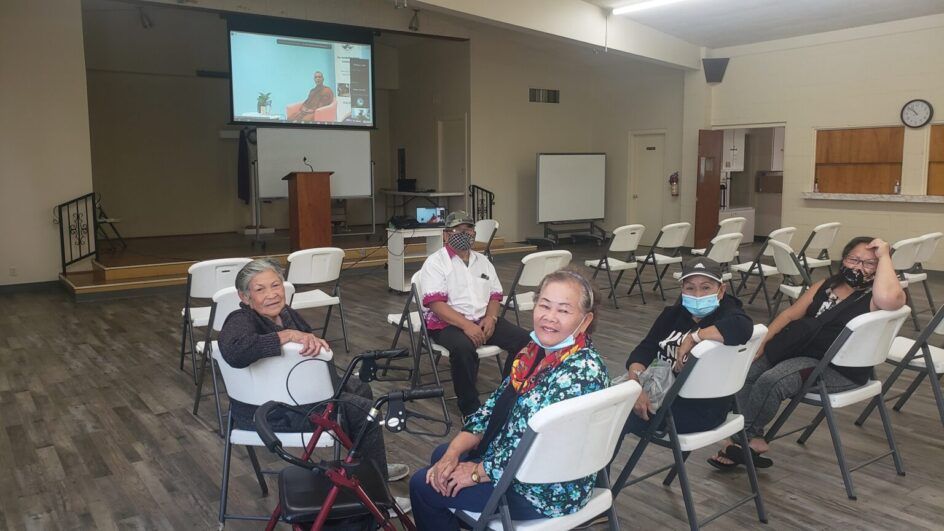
[682,293,721,318]
[529,316,586,351]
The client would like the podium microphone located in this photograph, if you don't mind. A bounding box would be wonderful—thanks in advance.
[302,157,314,172]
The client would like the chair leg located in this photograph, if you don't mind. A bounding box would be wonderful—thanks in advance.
[875,394,906,477]
[736,428,768,524]
[188,324,199,385]
[662,451,690,486]
[666,424,699,530]
[628,259,647,295]
[797,409,826,444]
[336,299,350,353]
[927,370,944,428]
[192,345,209,416]
[604,263,619,309]
[210,358,224,437]
[246,446,269,496]
[219,418,234,523]
[611,436,651,496]
[821,400,856,500]
[179,313,189,371]
[653,265,668,301]
[903,286,921,331]
[652,264,670,291]
[921,281,936,314]
[856,361,910,426]
[770,291,784,321]
[893,372,926,411]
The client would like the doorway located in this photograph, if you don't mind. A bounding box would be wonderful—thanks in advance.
[630,132,666,245]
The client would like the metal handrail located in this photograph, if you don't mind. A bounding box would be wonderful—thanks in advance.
[53,192,98,273]
[469,184,495,222]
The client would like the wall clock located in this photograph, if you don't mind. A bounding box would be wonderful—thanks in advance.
[901,99,933,128]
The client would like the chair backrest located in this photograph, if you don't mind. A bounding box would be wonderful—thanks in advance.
[518,250,573,287]
[767,239,805,278]
[830,307,911,368]
[213,341,335,406]
[212,283,296,332]
[891,237,922,271]
[679,325,767,399]
[474,219,499,244]
[705,233,743,264]
[915,232,943,264]
[287,247,345,285]
[514,381,641,484]
[188,258,253,298]
[655,222,691,249]
[608,224,645,253]
[805,222,842,253]
[717,217,746,237]
[762,227,796,257]
[933,304,944,336]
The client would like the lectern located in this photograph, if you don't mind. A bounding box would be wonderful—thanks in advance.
[283,171,332,250]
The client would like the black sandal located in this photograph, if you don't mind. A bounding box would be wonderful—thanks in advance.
[707,449,737,470]
[708,444,773,469]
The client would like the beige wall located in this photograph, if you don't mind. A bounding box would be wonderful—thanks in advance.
[708,17,944,269]
[1,0,95,285]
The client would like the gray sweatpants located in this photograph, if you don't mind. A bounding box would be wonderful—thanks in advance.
[737,355,858,439]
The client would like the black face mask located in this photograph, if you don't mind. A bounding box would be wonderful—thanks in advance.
[839,265,873,289]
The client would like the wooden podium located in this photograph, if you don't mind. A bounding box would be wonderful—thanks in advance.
[283,171,333,251]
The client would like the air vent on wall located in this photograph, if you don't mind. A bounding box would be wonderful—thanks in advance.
[529,88,560,104]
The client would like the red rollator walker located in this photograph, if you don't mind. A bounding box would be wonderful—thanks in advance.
[254,348,443,530]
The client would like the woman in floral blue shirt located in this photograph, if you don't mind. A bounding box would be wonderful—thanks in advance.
[409,270,610,530]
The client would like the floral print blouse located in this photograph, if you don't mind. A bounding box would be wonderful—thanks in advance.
[462,345,610,518]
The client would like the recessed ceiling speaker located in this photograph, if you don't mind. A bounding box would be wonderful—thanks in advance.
[702,58,729,84]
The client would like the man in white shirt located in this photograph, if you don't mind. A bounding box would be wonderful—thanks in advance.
[418,211,531,417]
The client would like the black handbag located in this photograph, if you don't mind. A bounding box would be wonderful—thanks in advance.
[764,289,869,365]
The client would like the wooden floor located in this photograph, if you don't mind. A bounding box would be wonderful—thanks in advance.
[2,242,943,530]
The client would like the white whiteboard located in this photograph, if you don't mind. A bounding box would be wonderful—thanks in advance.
[537,153,606,223]
[256,128,371,198]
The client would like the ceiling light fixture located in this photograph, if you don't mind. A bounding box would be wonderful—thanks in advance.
[612,0,689,16]
[408,9,420,31]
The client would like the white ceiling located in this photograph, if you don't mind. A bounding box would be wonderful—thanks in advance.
[586,0,944,48]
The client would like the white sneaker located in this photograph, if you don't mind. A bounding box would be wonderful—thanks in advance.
[387,463,410,482]
[390,496,412,517]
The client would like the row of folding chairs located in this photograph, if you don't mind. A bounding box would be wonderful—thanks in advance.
[178,248,351,383]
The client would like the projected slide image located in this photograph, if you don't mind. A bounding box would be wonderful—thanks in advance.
[230,31,373,127]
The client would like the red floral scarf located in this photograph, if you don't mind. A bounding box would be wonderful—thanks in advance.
[510,333,589,394]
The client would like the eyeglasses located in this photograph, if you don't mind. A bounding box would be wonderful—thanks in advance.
[844,256,878,269]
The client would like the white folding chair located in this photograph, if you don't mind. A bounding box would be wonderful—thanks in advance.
[474,219,500,261]
[191,283,297,435]
[767,239,814,319]
[732,227,796,315]
[215,341,336,526]
[632,222,691,301]
[287,247,349,352]
[673,232,742,292]
[901,232,942,320]
[585,224,646,307]
[892,237,923,330]
[691,217,745,256]
[179,258,252,383]
[454,382,642,531]
[764,307,911,500]
[857,303,944,429]
[501,250,573,325]
[796,222,841,276]
[612,325,769,530]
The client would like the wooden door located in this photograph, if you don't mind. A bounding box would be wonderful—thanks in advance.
[695,130,724,249]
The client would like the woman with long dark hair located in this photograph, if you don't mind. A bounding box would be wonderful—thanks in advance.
[709,237,905,469]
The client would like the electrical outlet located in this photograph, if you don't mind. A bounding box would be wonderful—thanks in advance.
[8,267,17,277]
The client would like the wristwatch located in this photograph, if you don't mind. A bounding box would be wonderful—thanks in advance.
[471,468,481,484]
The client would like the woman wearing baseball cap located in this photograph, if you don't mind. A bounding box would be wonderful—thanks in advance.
[619,257,754,439]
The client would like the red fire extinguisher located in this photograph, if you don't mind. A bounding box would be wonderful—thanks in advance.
[669,171,679,196]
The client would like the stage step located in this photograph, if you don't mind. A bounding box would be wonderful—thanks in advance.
[64,240,537,299]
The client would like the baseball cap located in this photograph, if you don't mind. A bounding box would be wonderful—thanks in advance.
[679,257,724,283]
[445,210,475,228]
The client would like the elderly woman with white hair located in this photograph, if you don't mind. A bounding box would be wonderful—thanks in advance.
[217,258,409,483]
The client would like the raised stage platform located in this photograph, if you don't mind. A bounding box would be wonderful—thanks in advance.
[60,228,536,299]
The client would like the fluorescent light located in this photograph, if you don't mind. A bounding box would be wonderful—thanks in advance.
[612,0,689,16]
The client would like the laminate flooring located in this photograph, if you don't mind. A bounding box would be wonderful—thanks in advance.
[2,242,943,530]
